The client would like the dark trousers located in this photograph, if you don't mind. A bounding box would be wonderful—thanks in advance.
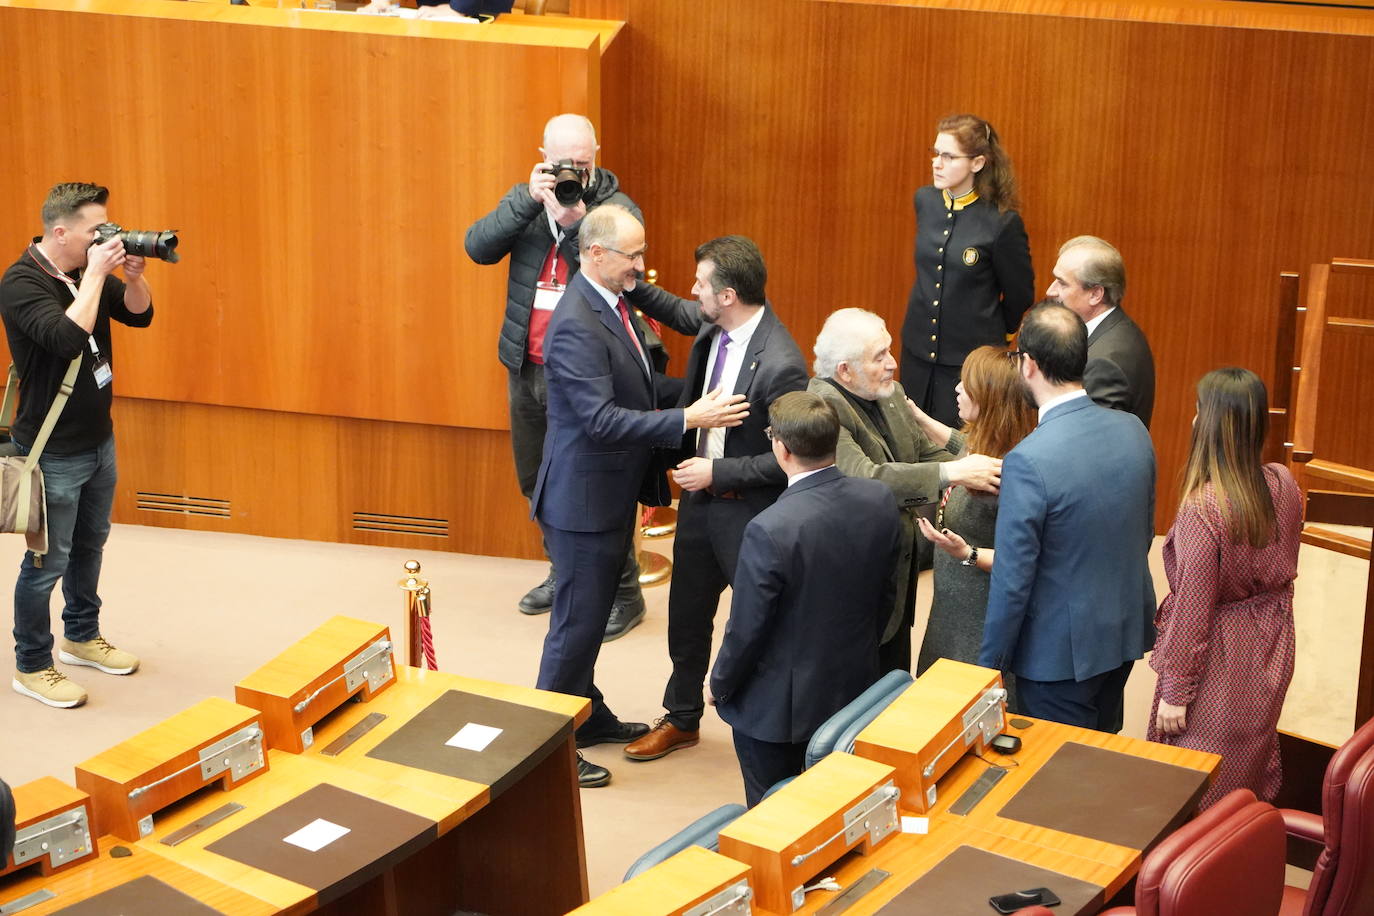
[1016,660,1135,733]
[878,627,912,675]
[663,491,755,731]
[537,516,637,737]
[899,349,962,429]
[510,362,640,603]
[732,730,808,808]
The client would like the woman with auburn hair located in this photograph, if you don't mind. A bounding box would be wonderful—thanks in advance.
[1149,368,1302,809]
[905,346,1036,676]
[901,113,1034,429]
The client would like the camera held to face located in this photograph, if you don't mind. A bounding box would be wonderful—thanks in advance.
[93,222,180,263]
[542,161,590,207]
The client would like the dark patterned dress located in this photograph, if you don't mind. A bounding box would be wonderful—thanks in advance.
[1148,463,1302,809]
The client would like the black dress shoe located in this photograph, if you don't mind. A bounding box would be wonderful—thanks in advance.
[576,719,650,748]
[602,596,646,642]
[577,753,611,788]
[518,570,556,615]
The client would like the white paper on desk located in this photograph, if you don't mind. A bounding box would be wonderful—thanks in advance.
[446,722,503,752]
[283,818,351,852]
[901,816,929,835]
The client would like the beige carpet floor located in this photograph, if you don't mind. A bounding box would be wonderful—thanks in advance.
[0,520,1362,897]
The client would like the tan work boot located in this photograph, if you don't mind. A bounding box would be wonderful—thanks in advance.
[13,667,88,708]
[59,636,140,675]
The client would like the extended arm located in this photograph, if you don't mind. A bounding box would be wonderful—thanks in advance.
[544,317,684,448]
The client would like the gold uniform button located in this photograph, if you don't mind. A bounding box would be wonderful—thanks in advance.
[936,282,941,288]
[937,265,942,271]
[944,229,950,235]
[938,247,944,253]
[930,318,936,325]
[946,213,952,219]
[930,335,936,342]
[929,351,936,358]
[934,299,939,305]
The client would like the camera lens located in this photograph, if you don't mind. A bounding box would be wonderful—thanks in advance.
[553,167,584,207]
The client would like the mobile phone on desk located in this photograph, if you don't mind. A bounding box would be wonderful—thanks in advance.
[989,887,1061,913]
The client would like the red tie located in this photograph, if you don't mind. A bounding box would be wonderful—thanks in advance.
[616,296,648,369]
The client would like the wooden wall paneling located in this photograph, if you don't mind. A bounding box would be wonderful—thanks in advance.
[0,0,609,432]
[603,0,1374,532]
[112,398,544,558]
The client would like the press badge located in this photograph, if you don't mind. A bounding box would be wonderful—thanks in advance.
[92,356,113,388]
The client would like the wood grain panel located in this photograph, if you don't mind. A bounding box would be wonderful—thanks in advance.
[597,0,1374,531]
[0,0,615,432]
[111,398,545,559]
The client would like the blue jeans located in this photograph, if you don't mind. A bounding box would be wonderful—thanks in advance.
[12,436,116,673]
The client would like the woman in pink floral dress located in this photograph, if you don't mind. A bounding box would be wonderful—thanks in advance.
[1148,367,1302,809]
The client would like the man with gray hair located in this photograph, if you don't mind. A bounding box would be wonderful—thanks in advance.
[465,113,652,636]
[808,308,1001,672]
[1046,236,1155,428]
[532,205,748,787]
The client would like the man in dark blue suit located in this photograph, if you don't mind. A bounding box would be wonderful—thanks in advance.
[709,392,902,806]
[978,302,1156,733]
[532,205,749,788]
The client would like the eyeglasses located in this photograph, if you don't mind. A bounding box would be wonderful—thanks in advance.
[605,245,647,261]
[764,426,774,442]
[1008,349,1028,361]
[929,148,975,165]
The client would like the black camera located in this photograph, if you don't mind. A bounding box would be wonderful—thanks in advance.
[542,160,589,207]
[93,222,180,263]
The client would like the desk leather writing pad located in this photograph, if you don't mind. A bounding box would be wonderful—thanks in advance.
[205,783,436,903]
[51,875,224,915]
[877,845,1103,915]
[366,689,573,798]
[996,741,1209,849]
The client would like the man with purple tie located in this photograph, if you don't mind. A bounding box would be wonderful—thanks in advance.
[531,205,748,788]
[618,236,808,763]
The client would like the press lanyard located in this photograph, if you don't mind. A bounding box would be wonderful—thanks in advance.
[27,244,103,362]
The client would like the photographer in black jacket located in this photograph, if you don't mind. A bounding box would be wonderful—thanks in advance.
[464,114,652,640]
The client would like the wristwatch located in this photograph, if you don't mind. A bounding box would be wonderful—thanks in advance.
[961,545,979,567]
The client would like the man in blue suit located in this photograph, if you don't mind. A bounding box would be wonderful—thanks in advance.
[710,392,901,805]
[977,302,1156,733]
[532,204,749,787]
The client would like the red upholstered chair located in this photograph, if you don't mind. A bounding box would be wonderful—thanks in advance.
[1279,715,1374,916]
[1098,788,1285,916]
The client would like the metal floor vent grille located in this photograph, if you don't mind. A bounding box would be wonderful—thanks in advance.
[352,511,449,538]
[136,491,231,518]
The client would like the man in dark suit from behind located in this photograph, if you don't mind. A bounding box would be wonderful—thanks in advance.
[1046,236,1155,428]
[709,392,902,806]
[978,302,1156,732]
[617,236,810,763]
[532,205,749,788]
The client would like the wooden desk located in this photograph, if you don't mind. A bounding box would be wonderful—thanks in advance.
[788,719,1220,914]
[570,719,1219,915]
[0,668,591,915]
[0,844,279,916]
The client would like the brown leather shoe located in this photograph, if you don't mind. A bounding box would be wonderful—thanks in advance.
[624,719,700,761]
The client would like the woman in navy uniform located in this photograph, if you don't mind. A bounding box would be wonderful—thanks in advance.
[901,114,1034,427]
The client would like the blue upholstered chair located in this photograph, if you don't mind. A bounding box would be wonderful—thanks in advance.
[804,669,913,770]
[622,803,748,881]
